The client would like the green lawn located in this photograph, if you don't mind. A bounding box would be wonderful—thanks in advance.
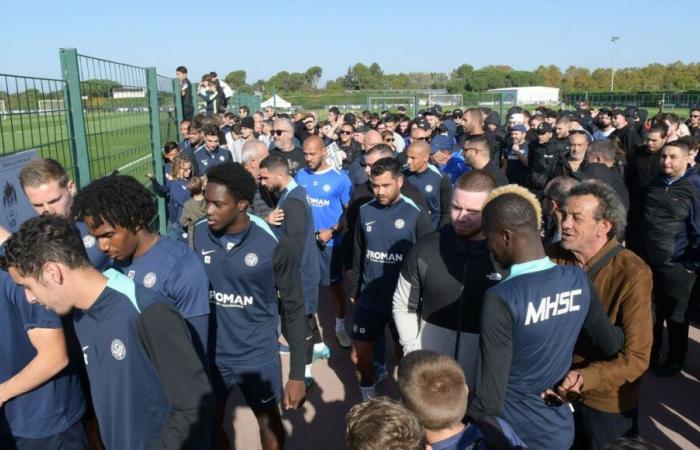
[0,110,178,182]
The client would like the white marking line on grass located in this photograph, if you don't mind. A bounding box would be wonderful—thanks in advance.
[117,155,151,173]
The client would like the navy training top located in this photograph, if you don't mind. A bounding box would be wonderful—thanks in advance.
[0,271,85,439]
[350,195,432,313]
[193,215,280,368]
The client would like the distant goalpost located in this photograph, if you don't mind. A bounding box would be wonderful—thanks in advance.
[367,96,417,117]
[38,99,66,113]
[0,99,5,119]
[428,94,463,109]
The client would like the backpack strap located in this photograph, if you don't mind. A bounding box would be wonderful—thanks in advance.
[587,244,624,280]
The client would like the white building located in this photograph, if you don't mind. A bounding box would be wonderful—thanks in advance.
[486,86,560,106]
[112,87,147,99]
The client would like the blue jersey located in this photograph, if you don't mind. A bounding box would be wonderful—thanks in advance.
[192,216,280,367]
[295,167,351,247]
[74,270,171,450]
[0,271,85,439]
[351,196,432,312]
[76,220,110,271]
[193,145,232,175]
[275,179,321,314]
[403,164,452,229]
[488,263,594,450]
[112,237,209,319]
[166,179,191,225]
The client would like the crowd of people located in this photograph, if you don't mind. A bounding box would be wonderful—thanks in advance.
[0,64,698,450]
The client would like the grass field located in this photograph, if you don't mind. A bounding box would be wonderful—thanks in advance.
[0,110,178,182]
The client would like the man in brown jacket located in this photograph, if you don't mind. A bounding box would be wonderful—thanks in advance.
[547,180,652,449]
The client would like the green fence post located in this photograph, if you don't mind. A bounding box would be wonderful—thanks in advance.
[499,93,504,124]
[173,79,184,138]
[147,67,167,235]
[59,48,92,188]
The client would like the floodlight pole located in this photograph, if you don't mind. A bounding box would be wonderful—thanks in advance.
[610,36,620,92]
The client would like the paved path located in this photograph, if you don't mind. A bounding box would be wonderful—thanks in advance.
[225,287,700,449]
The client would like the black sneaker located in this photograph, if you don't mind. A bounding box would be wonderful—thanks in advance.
[655,360,684,377]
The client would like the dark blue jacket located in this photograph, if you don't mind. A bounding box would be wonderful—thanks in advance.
[642,167,700,270]
[274,179,321,314]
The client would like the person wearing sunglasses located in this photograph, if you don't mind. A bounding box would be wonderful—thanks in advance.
[337,123,363,170]
[688,107,700,139]
[270,118,306,177]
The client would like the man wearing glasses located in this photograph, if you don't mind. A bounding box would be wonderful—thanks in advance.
[462,135,508,187]
[270,118,306,177]
[338,123,363,170]
[688,107,700,139]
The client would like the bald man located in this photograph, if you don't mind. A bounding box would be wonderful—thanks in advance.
[364,130,383,150]
[242,139,274,217]
[296,136,353,350]
[403,141,453,229]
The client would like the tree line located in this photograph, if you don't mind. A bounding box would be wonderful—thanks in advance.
[225,61,700,95]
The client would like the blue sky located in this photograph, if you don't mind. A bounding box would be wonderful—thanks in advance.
[2,0,698,86]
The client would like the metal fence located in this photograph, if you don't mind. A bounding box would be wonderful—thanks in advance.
[0,74,77,179]
[564,91,700,113]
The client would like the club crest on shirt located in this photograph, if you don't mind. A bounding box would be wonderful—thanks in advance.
[425,184,434,193]
[245,253,259,267]
[111,339,126,361]
[323,184,331,192]
[143,272,157,288]
[127,270,136,279]
[219,155,225,161]
[83,234,96,248]
[394,219,405,230]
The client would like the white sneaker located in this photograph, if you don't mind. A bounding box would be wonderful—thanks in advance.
[336,329,352,348]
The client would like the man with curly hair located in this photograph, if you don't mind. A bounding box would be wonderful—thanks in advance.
[71,174,210,364]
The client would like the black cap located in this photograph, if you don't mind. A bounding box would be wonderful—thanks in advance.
[536,122,554,134]
[416,120,431,131]
[240,116,254,129]
[343,113,356,124]
[424,107,441,117]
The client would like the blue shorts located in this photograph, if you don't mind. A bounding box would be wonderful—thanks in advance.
[352,305,392,342]
[2,420,87,450]
[213,359,282,412]
[318,245,343,286]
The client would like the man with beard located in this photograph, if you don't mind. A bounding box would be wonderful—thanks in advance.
[592,108,616,141]
[270,118,306,177]
[393,170,501,386]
